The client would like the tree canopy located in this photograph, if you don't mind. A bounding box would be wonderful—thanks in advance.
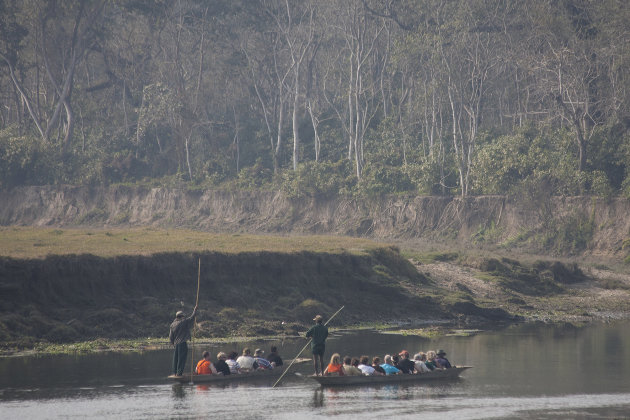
[1,0,629,198]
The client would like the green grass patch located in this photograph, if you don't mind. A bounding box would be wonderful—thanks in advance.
[0,227,387,258]
[380,328,443,338]
[472,257,581,296]
[406,251,459,264]
[598,278,630,290]
[471,221,503,244]
[77,207,109,224]
[502,228,535,248]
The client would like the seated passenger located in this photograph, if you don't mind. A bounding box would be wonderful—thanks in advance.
[226,351,242,374]
[236,347,259,371]
[425,350,438,370]
[254,348,274,369]
[397,350,416,374]
[323,353,345,376]
[357,355,379,376]
[267,346,283,367]
[195,351,218,375]
[214,352,231,376]
[372,357,386,375]
[380,354,401,375]
[342,356,363,376]
[392,354,400,368]
[435,349,452,368]
[413,352,431,373]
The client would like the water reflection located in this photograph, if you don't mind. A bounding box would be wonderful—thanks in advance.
[1,321,630,419]
[311,388,324,408]
[171,383,186,399]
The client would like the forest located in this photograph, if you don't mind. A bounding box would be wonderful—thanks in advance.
[1,0,630,199]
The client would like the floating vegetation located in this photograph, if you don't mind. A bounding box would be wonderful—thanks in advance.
[380,327,483,338]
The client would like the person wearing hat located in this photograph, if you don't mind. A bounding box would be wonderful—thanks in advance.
[397,350,416,374]
[169,305,198,377]
[435,349,452,369]
[305,314,328,376]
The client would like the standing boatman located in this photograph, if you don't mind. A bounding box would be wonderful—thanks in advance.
[169,305,198,377]
[305,314,328,376]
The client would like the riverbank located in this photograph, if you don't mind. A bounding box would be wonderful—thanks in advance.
[3,186,630,261]
[0,228,451,353]
[1,227,629,356]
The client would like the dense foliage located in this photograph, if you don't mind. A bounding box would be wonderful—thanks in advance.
[1,0,629,197]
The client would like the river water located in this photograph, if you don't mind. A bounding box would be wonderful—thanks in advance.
[1,321,629,419]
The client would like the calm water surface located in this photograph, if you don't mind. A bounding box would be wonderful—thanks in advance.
[1,321,629,419]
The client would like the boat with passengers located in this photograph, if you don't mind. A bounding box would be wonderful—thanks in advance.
[168,365,291,384]
[309,366,472,386]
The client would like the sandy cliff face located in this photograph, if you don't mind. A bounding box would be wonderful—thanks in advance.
[1,186,629,257]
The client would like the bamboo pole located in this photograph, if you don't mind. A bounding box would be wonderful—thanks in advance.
[189,258,201,383]
[272,305,344,388]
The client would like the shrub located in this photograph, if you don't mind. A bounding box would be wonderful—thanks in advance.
[235,159,272,189]
[280,160,357,198]
[541,210,595,254]
[0,127,57,188]
[472,126,588,196]
[358,163,415,196]
[589,170,614,198]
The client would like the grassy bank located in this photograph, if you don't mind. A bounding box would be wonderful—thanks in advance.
[4,227,622,356]
[2,229,484,354]
[0,227,383,258]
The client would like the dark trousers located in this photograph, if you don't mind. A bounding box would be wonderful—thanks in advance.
[172,341,188,375]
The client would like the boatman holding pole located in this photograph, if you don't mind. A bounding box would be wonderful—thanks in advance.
[306,314,328,376]
[169,305,198,377]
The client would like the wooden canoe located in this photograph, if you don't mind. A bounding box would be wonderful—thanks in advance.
[309,366,472,386]
[167,358,310,384]
[168,368,286,384]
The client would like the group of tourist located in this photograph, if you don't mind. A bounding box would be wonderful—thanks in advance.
[194,346,284,376]
[169,308,453,379]
[322,349,452,377]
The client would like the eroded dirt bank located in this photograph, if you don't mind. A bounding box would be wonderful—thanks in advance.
[3,247,496,350]
[2,186,630,259]
[2,186,630,353]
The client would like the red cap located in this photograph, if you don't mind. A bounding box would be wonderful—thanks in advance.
[399,350,409,356]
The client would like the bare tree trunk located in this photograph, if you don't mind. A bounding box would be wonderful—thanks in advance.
[276,99,284,171]
[135,91,145,159]
[307,99,321,162]
[292,63,300,171]
[0,53,46,140]
[122,80,129,137]
[185,135,193,181]
[233,108,241,174]
[193,7,208,115]
[61,98,74,155]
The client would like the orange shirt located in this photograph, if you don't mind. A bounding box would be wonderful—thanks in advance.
[196,359,213,375]
[326,363,344,375]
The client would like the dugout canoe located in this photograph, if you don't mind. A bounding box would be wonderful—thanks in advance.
[309,366,471,386]
[168,367,285,384]
[167,358,310,384]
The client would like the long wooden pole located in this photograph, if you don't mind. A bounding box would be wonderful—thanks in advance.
[190,258,201,383]
[272,305,344,388]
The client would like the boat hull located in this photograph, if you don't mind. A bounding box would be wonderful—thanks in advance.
[309,366,471,386]
[168,367,286,384]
